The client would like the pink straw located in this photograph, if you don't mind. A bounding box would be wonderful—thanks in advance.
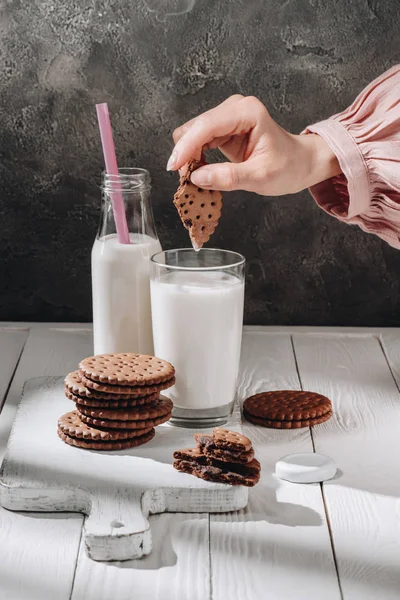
[96,103,130,244]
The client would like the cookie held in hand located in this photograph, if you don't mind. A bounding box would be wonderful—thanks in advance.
[173,158,223,250]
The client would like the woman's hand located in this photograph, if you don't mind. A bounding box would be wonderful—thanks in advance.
[167,95,341,195]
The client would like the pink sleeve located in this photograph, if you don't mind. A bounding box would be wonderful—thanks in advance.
[303,65,400,248]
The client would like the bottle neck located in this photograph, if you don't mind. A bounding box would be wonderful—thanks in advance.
[98,168,158,242]
[102,168,151,194]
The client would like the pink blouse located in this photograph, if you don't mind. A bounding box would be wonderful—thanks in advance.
[304,65,400,248]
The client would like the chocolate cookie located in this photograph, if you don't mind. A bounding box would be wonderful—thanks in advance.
[65,371,165,400]
[243,390,332,424]
[58,411,153,440]
[244,410,333,429]
[65,389,160,408]
[79,353,175,386]
[173,428,260,487]
[173,456,260,487]
[58,427,155,451]
[76,396,173,421]
[173,158,223,250]
[80,412,172,430]
[206,428,253,453]
[194,433,255,464]
[78,373,175,396]
[173,448,261,477]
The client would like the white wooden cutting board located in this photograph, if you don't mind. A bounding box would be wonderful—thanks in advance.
[0,377,248,562]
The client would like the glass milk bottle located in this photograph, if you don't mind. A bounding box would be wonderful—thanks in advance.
[91,168,161,355]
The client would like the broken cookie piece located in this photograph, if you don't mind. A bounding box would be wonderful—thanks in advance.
[194,433,255,464]
[173,428,261,487]
[173,158,223,250]
[173,448,261,487]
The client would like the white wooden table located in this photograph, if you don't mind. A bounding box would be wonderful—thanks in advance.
[1,323,400,600]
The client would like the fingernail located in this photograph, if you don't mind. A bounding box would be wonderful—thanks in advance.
[191,168,212,187]
[166,150,178,171]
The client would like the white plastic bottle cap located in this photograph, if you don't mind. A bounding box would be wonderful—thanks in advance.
[275,453,337,484]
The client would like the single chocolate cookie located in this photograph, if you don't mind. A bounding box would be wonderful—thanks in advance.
[173,158,223,250]
[58,410,153,440]
[243,390,332,426]
[79,353,175,387]
[80,412,172,430]
[65,389,160,408]
[174,448,261,477]
[78,373,175,396]
[194,433,255,464]
[243,410,333,429]
[76,396,173,421]
[65,370,165,400]
[58,427,155,451]
[173,458,260,487]
[206,428,253,453]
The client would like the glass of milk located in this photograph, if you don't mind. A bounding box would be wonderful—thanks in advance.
[150,248,245,427]
[92,168,162,355]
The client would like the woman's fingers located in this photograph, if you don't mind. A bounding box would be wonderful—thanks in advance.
[172,95,244,145]
[168,96,263,170]
[190,155,266,192]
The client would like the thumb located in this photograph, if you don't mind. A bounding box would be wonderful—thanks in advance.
[190,161,254,192]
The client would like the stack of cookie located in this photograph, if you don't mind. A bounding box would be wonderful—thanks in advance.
[173,428,260,487]
[58,353,175,451]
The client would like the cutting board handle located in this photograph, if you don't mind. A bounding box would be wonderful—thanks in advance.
[85,488,153,561]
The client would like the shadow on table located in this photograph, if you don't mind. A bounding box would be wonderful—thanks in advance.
[2,513,400,599]
[234,475,323,527]
[117,480,323,571]
[206,524,400,598]
[0,452,325,574]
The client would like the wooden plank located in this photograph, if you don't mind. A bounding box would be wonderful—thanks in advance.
[0,329,27,409]
[242,326,400,335]
[71,513,210,600]
[1,328,93,457]
[293,334,400,600]
[210,332,340,600]
[0,322,91,331]
[1,322,399,336]
[0,328,93,600]
[379,331,400,389]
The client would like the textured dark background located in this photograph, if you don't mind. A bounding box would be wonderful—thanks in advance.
[1,0,400,325]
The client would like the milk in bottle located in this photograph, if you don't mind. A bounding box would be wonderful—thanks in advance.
[92,169,161,354]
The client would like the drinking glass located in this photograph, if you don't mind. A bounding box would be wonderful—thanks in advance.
[150,248,245,427]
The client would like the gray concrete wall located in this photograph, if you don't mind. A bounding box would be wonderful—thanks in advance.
[1,0,399,324]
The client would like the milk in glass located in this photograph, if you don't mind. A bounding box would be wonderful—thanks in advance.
[151,270,244,410]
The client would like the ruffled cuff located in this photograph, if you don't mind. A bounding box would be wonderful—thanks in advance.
[302,65,400,249]
[304,119,370,219]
